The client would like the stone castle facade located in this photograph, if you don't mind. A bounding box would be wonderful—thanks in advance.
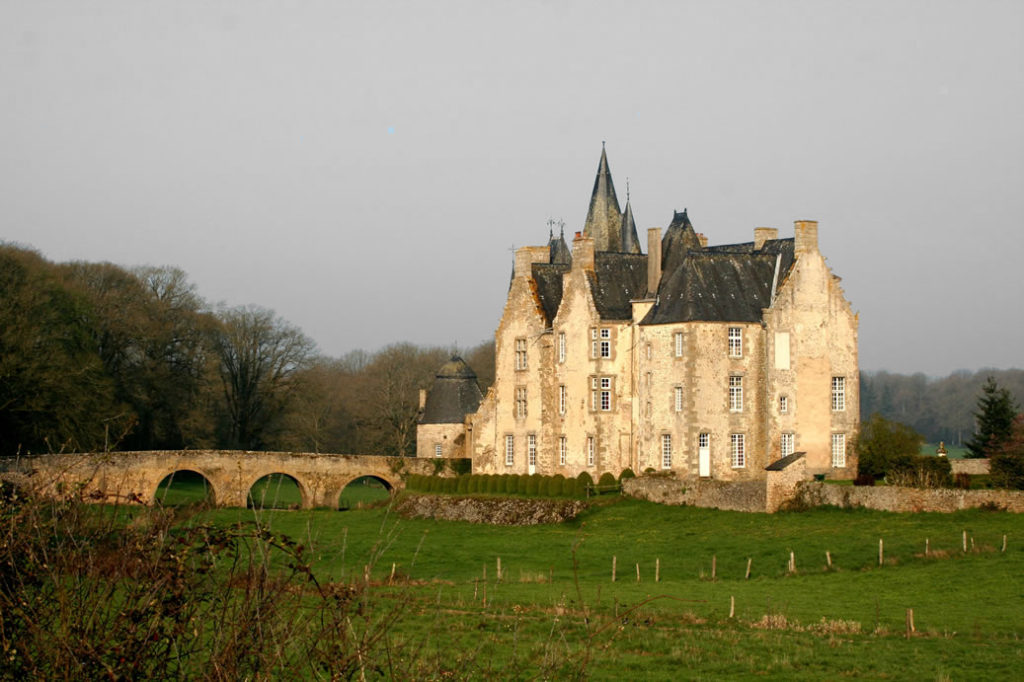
[419,146,859,480]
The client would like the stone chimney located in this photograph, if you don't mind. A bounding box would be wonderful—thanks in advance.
[647,227,662,296]
[754,227,778,250]
[572,231,595,271]
[794,220,819,255]
[418,389,427,411]
[514,245,550,278]
[696,233,708,248]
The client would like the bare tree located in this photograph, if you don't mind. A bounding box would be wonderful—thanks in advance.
[213,306,315,450]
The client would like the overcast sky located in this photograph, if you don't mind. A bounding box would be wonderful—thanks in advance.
[2,1,1022,376]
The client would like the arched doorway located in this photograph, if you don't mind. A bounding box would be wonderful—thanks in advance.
[248,473,306,509]
[337,475,393,510]
[154,470,215,507]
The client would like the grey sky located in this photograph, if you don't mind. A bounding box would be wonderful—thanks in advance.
[2,1,1022,376]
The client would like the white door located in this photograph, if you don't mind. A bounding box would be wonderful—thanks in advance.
[698,433,710,477]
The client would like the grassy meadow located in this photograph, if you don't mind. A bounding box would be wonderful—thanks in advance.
[6,480,1023,679]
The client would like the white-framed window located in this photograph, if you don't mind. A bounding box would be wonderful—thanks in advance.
[600,328,611,358]
[434,443,442,458]
[779,395,789,414]
[591,376,613,412]
[731,433,746,468]
[674,331,684,358]
[728,327,742,358]
[587,436,595,466]
[661,434,672,469]
[729,375,743,412]
[559,384,567,415]
[505,435,514,466]
[558,332,566,363]
[559,436,567,465]
[699,432,709,449]
[831,376,846,411]
[528,434,537,466]
[515,386,527,418]
[674,385,683,412]
[780,432,794,458]
[515,338,527,370]
[590,328,598,359]
[832,433,846,468]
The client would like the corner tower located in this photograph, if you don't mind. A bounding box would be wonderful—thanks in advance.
[583,144,624,252]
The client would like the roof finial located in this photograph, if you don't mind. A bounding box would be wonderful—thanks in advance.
[626,177,630,203]
[558,218,565,237]
[602,140,606,150]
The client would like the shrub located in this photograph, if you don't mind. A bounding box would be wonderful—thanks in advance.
[598,472,617,493]
[576,471,594,497]
[551,474,566,497]
[887,455,952,488]
[561,476,576,497]
[856,413,925,479]
[524,475,538,496]
[954,472,971,489]
[448,458,472,476]
[505,474,520,495]
[468,475,481,494]
[853,473,876,486]
[619,468,636,482]
[500,474,512,494]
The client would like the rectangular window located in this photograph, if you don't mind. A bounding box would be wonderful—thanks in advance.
[559,384,567,415]
[661,434,672,469]
[775,332,790,369]
[728,327,742,358]
[558,332,566,363]
[831,377,846,411]
[674,385,683,412]
[505,435,514,466]
[515,386,527,418]
[587,436,595,466]
[591,376,613,412]
[674,331,684,358]
[832,433,847,468]
[729,375,743,413]
[434,443,442,458]
[559,436,567,465]
[600,328,611,358]
[731,433,746,468]
[699,433,709,449]
[780,432,794,458]
[779,395,789,414]
[590,328,598,359]
[600,377,612,411]
[515,338,527,370]
[528,434,537,466]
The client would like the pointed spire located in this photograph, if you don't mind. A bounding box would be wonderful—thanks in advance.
[620,199,642,254]
[661,209,703,274]
[583,144,622,252]
[548,218,572,264]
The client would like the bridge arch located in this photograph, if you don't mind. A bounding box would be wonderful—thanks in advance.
[247,472,310,509]
[337,474,395,510]
[153,469,217,507]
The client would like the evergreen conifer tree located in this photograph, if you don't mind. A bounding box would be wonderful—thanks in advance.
[965,377,1019,458]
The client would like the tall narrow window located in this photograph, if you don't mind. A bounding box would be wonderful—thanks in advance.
[832,433,846,467]
[729,375,743,412]
[558,332,566,363]
[600,328,611,358]
[590,328,598,359]
[587,436,595,466]
[528,434,537,466]
[674,385,683,412]
[674,331,684,358]
[780,433,794,458]
[515,338,527,370]
[661,434,672,469]
[591,376,613,411]
[505,435,514,466]
[730,433,746,468]
[831,377,846,411]
[728,327,742,358]
[434,443,442,458]
[779,395,789,414]
[515,387,527,418]
[600,377,612,411]
[559,436,567,466]
[699,433,710,449]
[559,384,567,415]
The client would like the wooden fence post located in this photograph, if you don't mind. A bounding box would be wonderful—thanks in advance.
[729,595,735,619]
[712,555,717,581]
[612,555,617,582]
[826,551,832,568]
[656,558,660,582]
[879,539,884,566]
[745,557,752,580]
[905,608,915,638]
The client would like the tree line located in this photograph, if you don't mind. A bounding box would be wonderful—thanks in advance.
[0,244,493,458]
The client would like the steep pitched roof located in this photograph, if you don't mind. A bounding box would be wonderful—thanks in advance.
[531,262,570,325]
[583,145,622,252]
[620,200,642,254]
[419,356,483,424]
[660,210,703,274]
[547,229,572,265]
[592,252,648,320]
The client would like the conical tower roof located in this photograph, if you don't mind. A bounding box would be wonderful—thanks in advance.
[661,209,703,274]
[620,199,642,254]
[583,144,623,252]
[420,356,483,424]
[548,226,572,264]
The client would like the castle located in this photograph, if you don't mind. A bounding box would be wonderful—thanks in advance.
[419,146,859,480]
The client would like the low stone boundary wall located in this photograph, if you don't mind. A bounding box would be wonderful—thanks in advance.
[950,458,990,476]
[394,494,587,525]
[792,481,1024,513]
[622,475,766,513]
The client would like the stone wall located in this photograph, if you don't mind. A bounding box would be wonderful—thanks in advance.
[622,473,766,513]
[791,481,1024,513]
[394,494,586,525]
[951,458,990,476]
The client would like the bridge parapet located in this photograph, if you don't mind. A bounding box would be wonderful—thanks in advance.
[0,451,469,509]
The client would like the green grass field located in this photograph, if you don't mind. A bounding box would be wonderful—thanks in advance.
[174,497,1024,679]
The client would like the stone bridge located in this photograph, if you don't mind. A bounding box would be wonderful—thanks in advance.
[0,450,463,509]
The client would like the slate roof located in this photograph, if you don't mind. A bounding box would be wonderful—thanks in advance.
[547,230,572,265]
[419,357,483,424]
[620,200,642,254]
[591,252,648,320]
[765,451,805,471]
[531,262,570,325]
